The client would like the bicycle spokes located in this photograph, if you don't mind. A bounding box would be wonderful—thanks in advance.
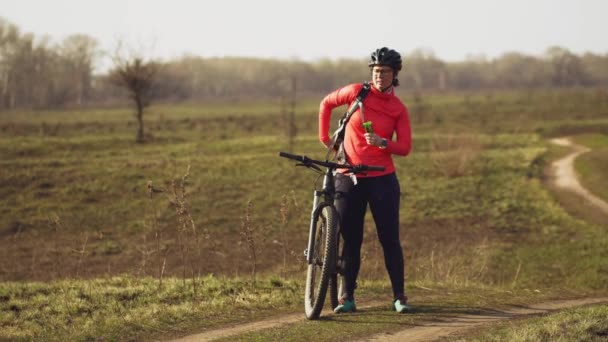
[312,218,326,266]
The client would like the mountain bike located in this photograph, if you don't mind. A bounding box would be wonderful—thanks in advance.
[278,151,384,320]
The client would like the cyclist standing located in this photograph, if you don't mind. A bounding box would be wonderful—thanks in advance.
[318,47,412,313]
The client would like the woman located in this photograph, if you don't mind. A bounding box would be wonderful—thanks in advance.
[318,47,412,313]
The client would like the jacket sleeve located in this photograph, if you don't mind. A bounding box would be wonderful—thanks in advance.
[387,106,412,156]
[318,84,360,144]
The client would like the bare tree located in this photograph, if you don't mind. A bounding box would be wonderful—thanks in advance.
[109,46,158,143]
[402,48,446,90]
[0,18,24,108]
[59,34,99,105]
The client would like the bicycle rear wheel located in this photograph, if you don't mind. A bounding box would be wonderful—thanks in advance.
[329,228,345,310]
[304,204,338,320]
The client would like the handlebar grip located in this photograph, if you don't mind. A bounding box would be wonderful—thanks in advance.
[364,165,385,172]
[278,151,303,161]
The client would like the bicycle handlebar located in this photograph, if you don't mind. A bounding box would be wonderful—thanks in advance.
[278,151,385,173]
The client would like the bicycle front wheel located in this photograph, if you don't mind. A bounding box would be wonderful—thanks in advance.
[304,204,338,320]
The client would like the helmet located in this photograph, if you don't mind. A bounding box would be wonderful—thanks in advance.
[368,47,402,71]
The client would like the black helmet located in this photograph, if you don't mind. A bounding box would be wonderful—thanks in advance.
[368,47,402,72]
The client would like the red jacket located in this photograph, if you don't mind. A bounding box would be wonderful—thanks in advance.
[319,83,412,177]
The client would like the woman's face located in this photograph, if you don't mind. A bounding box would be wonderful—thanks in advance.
[371,65,394,91]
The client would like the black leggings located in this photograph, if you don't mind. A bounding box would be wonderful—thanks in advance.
[334,172,405,300]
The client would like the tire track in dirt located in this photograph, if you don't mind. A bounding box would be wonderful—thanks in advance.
[358,297,608,342]
[168,301,386,342]
[168,312,303,342]
[550,137,608,214]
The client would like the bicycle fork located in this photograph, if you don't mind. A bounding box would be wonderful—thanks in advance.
[305,189,323,264]
[305,170,335,265]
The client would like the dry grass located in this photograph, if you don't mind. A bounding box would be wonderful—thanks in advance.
[145,180,168,288]
[278,194,292,277]
[429,133,482,177]
[410,237,493,287]
[241,199,258,283]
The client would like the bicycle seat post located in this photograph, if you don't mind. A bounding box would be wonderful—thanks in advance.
[322,167,336,202]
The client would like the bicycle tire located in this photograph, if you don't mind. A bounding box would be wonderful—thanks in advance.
[329,215,344,309]
[329,224,345,310]
[304,204,338,320]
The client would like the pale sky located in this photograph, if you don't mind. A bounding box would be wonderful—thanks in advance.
[2,0,607,72]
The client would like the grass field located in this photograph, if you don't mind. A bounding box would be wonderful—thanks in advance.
[1,88,607,340]
[572,133,608,203]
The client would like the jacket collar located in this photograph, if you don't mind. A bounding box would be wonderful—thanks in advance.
[369,83,394,99]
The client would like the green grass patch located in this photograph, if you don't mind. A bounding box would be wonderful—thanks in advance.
[570,133,608,203]
[576,149,608,203]
[571,133,608,149]
[0,275,301,341]
[451,303,608,342]
[1,277,605,341]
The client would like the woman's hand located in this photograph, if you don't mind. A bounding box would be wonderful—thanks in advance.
[364,133,384,147]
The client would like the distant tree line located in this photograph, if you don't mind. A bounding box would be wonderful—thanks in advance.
[2,17,608,109]
[0,18,100,109]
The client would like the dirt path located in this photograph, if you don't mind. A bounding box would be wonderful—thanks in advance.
[169,312,302,342]
[359,297,608,342]
[168,137,608,342]
[169,301,386,342]
[169,297,608,342]
[550,137,608,214]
